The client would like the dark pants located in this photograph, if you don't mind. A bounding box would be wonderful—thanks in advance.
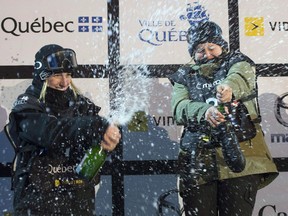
[182,175,261,216]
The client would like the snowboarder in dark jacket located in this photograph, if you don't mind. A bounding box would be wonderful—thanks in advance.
[7,44,121,215]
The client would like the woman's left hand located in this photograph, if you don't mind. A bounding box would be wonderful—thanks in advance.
[205,106,226,127]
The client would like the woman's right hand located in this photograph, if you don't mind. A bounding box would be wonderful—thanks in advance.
[101,124,121,152]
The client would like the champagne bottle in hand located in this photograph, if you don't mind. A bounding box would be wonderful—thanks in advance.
[75,144,107,181]
[217,103,246,173]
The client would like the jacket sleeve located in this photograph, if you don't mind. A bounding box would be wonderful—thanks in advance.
[219,61,259,119]
[12,110,108,149]
[220,61,256,100]
[171,82,211,125]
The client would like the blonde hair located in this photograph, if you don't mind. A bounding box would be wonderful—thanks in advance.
[39,80,81,102]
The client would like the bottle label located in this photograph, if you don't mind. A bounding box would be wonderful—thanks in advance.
[75,153,89,174]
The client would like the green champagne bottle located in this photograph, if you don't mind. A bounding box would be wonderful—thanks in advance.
[217,103,225,114]
[75,145,107,181]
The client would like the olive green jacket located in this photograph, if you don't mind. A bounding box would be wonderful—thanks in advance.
[171,60,278,190]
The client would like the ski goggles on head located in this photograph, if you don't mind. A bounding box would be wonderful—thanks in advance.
[44,49,78,72]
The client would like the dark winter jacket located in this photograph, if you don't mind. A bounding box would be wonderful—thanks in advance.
[9,85,108,215]
[169,50,278,192]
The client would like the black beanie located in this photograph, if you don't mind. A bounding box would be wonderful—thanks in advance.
[187,21,229,57]
[33,44,64,80]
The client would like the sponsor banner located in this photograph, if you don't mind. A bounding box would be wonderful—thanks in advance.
[0,0,108,65]
[253,172,288,216]
[239,0,288,64]
[122,78,182,161]
[258,77,288,157]
[149,78,183,143]
[119,0,229,65]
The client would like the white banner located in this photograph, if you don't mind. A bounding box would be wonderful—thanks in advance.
[0,0,108,65]
[258,77,288,157]
[119,0,229,65]
[253,172,288,216]
[239,0,288,64]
